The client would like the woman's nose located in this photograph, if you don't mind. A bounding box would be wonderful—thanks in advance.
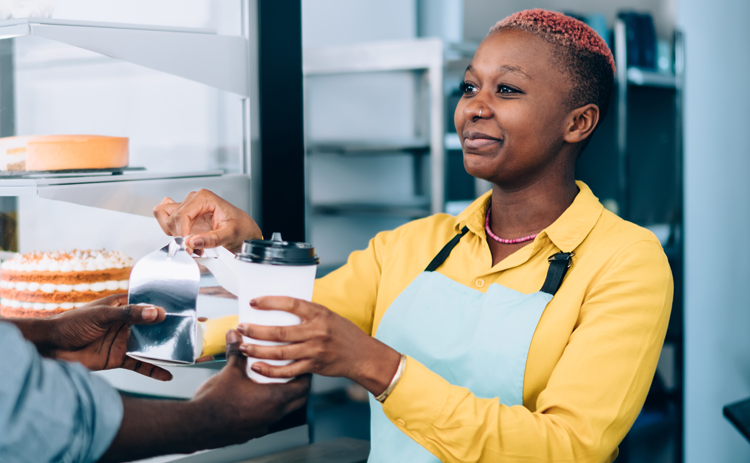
[464,100,492,121]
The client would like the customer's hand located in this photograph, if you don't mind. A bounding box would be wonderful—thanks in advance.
[46,294,172,381]
[237,296,401,396]
[100,329,311,462]
[153,189,261,254]
[191,330,311,445]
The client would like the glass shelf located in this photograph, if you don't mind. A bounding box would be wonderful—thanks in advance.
[0,17,249,96]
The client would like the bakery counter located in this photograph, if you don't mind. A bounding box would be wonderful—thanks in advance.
[238,438,369,463]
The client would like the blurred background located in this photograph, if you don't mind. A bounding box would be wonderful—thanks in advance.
[0,0,748,462]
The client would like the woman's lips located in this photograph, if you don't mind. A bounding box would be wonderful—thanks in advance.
[463,131,502,150]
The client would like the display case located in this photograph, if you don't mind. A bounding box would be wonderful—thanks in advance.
[0,2,309,461]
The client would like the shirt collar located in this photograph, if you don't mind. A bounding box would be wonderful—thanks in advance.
[455,181,603,253]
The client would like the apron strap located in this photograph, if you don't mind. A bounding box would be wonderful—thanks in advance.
[540,252,574,295]
[425,227,574,296]
[425,226,469,272]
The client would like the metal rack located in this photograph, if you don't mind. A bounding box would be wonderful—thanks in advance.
[605,19,685,463]
[303,38,445,217]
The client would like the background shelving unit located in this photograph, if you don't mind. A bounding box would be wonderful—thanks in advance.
[303,38,445,273]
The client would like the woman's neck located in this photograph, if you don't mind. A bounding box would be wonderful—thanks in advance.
[488,176,578,240]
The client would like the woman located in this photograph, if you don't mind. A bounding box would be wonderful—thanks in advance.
[155,10,672,462]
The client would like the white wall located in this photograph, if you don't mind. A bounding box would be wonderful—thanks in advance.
[679,0,750,461]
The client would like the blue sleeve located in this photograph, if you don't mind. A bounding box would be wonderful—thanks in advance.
[0,322,124,463]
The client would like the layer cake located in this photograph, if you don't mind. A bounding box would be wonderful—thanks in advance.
[0,135,130,172]
[0,250,134,318]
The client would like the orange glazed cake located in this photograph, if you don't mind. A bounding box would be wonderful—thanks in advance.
[0,250,133,318]
[26,135,129,171]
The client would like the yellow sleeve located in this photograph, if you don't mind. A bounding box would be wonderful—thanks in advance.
[200,315,238,357]
[313,231,389,335]
[380,240,673,463]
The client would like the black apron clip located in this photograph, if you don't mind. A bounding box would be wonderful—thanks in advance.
[540,252,574,295]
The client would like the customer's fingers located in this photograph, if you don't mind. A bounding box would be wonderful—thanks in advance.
[121,357,173,381]
[98,304,167,325]
[225,329,248,375]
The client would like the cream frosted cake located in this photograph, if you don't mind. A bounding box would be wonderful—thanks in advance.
[0,250,133,318]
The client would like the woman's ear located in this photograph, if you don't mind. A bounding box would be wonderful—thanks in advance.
[563,104,600,144]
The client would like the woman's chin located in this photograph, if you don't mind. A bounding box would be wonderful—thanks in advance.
[464,153,501,182]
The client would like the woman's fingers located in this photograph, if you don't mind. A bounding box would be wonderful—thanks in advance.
[153,199,180,236]
[249,296,317,319]
[237,323,317,343]
[188,227,236,250]
[240,341,316,361]
[250,359,315,378]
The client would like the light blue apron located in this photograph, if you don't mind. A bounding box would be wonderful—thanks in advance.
[369,226,573,462]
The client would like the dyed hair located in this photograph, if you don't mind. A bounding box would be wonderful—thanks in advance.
[491,9,615,132]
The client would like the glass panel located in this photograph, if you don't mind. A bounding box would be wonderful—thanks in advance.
[13,34,243,175]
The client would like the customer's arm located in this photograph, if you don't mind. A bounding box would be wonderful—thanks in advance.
[100,331,310,462]
[0,322,124,463]
[0,323,309,463]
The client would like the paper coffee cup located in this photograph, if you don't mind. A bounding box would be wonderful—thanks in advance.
[235,233,319,383]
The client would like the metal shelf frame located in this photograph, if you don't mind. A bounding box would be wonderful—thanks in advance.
[614,19,684,219]
[613,19,686,463]
[0,2,261,216]
[303,38,445,216]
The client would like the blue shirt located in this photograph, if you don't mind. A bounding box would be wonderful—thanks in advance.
[0,322,124,463]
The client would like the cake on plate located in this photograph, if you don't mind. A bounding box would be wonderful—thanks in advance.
[0,250,134,318]
[0,135,129,172]
[27,135,129,171]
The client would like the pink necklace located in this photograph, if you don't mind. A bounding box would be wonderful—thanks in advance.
[485,209,539,244]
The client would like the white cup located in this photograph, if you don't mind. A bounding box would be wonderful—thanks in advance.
[235,233,318,383]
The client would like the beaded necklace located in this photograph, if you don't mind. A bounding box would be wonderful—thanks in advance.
[484,208,539,244]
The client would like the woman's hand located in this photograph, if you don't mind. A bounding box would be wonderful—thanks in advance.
[47,294,172,381]
[153,189,262,254]
[237,296,402,396]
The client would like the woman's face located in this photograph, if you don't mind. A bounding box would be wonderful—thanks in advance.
[454,28,574,188]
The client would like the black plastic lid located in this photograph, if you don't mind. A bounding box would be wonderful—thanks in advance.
[236,232,319,266]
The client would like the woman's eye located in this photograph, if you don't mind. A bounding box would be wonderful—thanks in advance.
[459,81,477,95]
[497,85,517,94]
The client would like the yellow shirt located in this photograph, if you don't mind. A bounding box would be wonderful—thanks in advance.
[313,181,673,463]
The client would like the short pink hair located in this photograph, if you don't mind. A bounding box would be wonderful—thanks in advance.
[491,9,615,74]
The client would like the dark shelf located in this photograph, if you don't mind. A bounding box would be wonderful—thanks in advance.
[311,199,430,218]
[307,138,430,155]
